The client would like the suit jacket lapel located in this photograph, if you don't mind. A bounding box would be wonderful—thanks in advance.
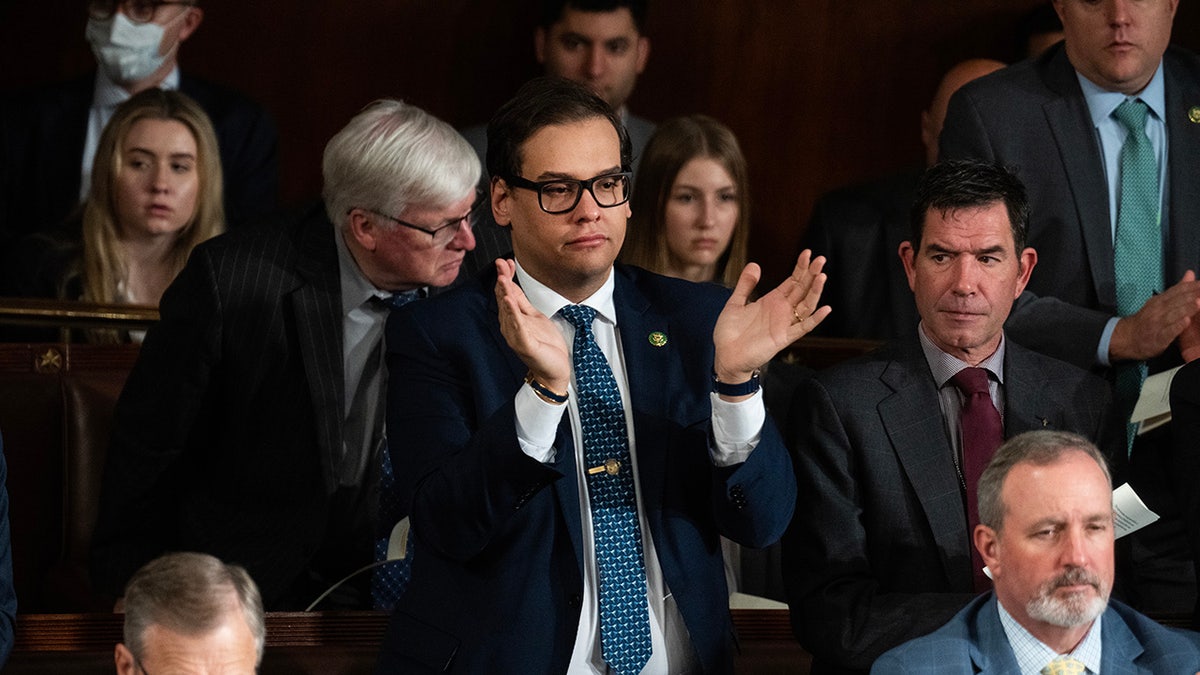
[611,271,669,542]
[1041,49,1117,307]
[974,595,1022,673]
[486,271,586,570]
[1099,605,1144,674]
[292,206,346,494]
[1165,49,1200,282]
[879,342,973,590]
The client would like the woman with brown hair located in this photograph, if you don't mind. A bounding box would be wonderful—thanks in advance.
[621,114,749,288]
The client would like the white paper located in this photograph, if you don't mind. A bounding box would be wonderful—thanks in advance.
[1112,483,1159,538]
[386,516,410,561]
[728,592,788,610]
[1131,365,1183,435]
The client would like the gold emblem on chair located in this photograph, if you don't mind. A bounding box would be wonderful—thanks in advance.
[35,348,63,374]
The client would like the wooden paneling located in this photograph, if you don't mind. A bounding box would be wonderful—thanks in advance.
[1,2,1197,285]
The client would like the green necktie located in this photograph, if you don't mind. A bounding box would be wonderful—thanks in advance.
[1112,98,1162,453]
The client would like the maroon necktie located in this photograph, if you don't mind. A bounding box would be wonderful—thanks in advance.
[951,367,1002,591]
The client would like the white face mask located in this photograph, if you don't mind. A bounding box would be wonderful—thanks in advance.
[85,11,183,84]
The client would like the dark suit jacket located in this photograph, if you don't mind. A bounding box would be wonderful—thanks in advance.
[939,43,1200,371]
[783,338,1118,674]
[0,71,279,246]
[376,264,796,673]
[802,167,921,340]
[1171,359,1200,626]
[90,202,359,609]
[871,593,1200,674]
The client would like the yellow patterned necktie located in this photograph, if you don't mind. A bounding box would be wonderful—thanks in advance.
[1041,655,1086,675]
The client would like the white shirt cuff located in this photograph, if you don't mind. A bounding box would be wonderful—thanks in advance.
[709,390,765,467]
[515,383,567,463]
[1097,317,1119,367]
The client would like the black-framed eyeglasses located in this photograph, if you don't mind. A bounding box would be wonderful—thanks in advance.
[503,172,632,215]
[352,190,486,246]
[88,0,196,24]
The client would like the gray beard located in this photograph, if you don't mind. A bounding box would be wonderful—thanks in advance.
[1025,567,1109,628]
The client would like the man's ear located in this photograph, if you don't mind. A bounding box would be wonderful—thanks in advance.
[635,36,650,74]
[115,643,137,675]
[491,176,513,228]
[899,241,917,292]
[1014,247,1038,298]
[975,524,1001,577]
[534,26,547,65]
[178,7,203,42]
[346,208,380,252]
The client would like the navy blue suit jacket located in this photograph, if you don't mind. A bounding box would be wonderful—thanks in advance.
[872,593,1200,674]
[0,71,278,245]
[377,264,796,673]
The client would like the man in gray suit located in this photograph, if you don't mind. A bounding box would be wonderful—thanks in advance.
[873,431,1200,674]
[783,160,1119,675]
[459,0,655,281]
[90,100,480,610]
[940,0,1200,618]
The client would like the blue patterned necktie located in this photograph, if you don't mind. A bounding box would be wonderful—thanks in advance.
[371,289,421,610]
[1112,98,1162,453]
[558,304,652,675]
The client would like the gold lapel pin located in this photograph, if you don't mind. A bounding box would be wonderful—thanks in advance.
[587,458,622,476]
[1189,106,1200,123]
[648,331,667,347]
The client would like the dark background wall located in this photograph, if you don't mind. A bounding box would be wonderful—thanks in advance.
[3,1,1197,287]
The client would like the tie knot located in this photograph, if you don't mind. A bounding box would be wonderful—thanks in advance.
[559,304,597,331]
[1041,655,1086,675]
[951,367,991,396]
[378,289,422,311]
[1113,98,1149,134]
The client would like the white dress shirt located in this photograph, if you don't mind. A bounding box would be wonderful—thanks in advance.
[511,261,764,674]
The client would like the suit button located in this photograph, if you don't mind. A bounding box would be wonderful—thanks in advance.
[730,484,748,510]
[568,594,581,608]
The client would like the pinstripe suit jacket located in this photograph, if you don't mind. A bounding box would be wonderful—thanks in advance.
[782,337,1119,674]
[90,202,352,607]
[872,593,1200,674]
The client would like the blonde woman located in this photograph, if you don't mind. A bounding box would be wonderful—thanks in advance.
[6,88,224,342]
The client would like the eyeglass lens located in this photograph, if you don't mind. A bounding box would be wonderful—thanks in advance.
[540,174,630,214]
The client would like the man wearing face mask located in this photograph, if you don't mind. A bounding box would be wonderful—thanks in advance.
[0,0,278,249]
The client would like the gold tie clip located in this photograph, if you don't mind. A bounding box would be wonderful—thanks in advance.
[587,458,622,476]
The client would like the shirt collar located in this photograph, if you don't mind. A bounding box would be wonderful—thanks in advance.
[334,224,389,313]
[997,598,1103,674]
[93,65,181,110]
[513,260,617,327]
[1077,60,1166,127]
[917,323,1006,388]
